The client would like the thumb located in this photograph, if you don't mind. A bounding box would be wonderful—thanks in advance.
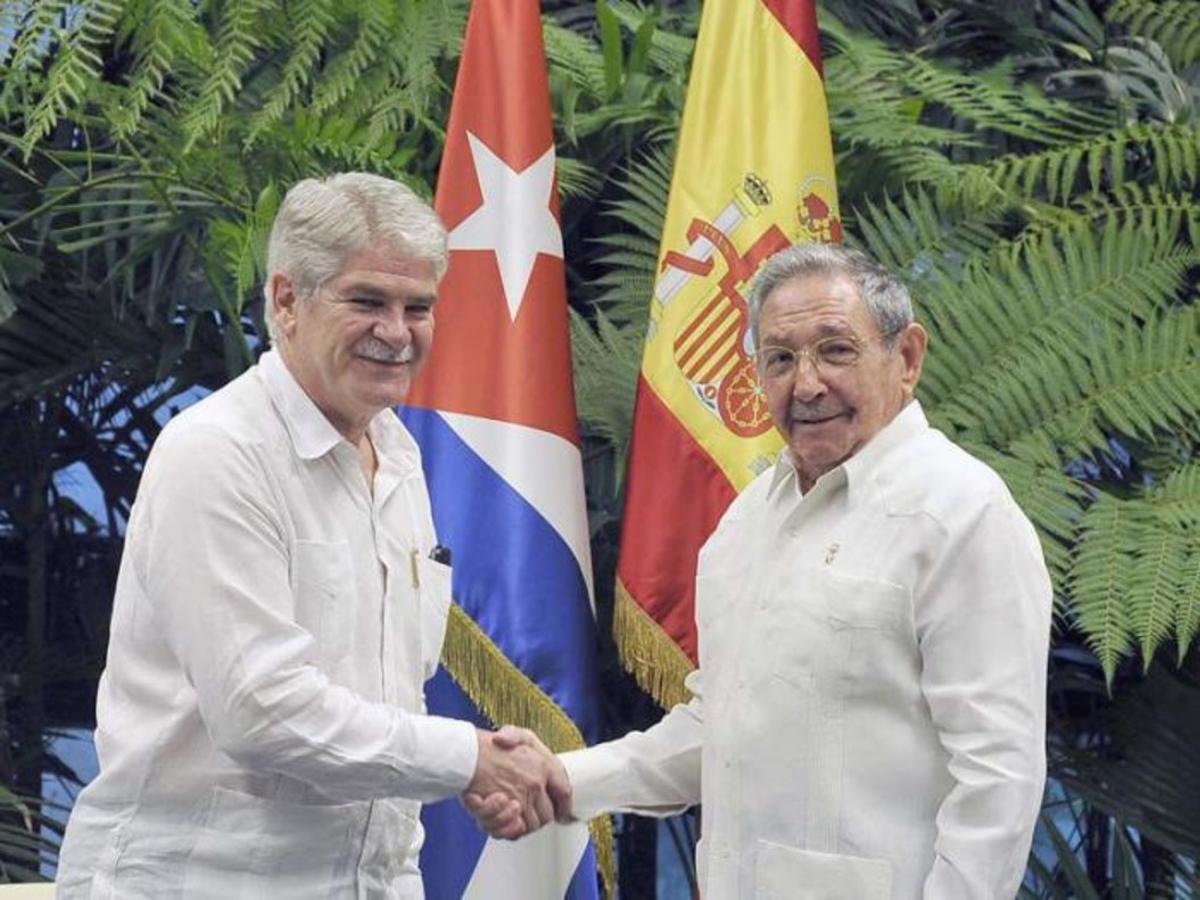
[493,725,528,750]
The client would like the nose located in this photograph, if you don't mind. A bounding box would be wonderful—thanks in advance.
[372,305,410,344]
[789,354,827,402]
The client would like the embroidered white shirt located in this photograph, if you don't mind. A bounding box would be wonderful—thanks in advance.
[57,350,477,899]
[563,401,1052,899]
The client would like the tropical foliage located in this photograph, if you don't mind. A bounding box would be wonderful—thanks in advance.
[1,0,1198,894]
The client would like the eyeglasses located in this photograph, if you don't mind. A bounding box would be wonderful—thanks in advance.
[753,329,902,381]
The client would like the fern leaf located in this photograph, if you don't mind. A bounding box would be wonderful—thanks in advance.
[1070,494,1138,683]
[1128,522,1188,671]
[181,0,278,149]
[309,1,394,116]
[1108,0,1200,70]
[244,0,337,145]
[921,213,1197,420]
[0,0,68,113]
[944,123,1200,209]
[570,308,643,479]
[109,0,201,140]
[1177,548,1200,664]
[991,309,1200,457]
[543,20,607,102]
[18,0,123,156]
[1150,462,1200,528]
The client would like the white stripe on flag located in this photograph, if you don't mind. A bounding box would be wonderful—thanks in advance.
[440,411,595,606]
[461,822,590,899]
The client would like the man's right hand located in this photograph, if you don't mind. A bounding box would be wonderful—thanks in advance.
[463,725,572,839]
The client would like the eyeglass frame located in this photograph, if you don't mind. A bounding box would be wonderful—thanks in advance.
[752,325,907,381]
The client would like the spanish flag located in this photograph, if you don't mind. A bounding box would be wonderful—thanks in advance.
[615,0,840,708]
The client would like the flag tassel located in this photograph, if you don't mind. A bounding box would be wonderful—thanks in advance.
[441,604,617,899]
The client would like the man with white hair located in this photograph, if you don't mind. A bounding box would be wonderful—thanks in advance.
[471,244,1052,898]
[57,173,566,898]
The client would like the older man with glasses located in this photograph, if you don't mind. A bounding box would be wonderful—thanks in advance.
[471,243,1053,900]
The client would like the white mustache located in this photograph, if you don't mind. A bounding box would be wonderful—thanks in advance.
[354,337,413,363]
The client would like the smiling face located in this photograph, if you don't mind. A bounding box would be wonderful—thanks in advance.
[272,244,439,442]
[757,271,926,491]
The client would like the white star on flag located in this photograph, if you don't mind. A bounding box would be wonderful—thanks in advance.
[447,131,564,322]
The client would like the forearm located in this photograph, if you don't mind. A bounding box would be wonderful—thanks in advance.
[206,643,479,802]
[560,695,703,820]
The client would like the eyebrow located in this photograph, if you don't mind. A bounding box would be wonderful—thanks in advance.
[338,280,437,304]
[760,321,857,344]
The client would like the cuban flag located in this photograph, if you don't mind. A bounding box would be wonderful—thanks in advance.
[401,1,605,897]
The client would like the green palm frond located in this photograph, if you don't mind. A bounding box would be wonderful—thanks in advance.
[544,19,608,103]
[849,187,1004,277]
[108,0,203,140]
[1108,0,1200,71]
[1127,526,1189,670]
[245,0,338,145]
[958,308,1198,460]
[920,212,1197,420]
[556,155,604,203]
[308,1,395,116]
[360,2,460,150]
[947,122,1200,209]
[1070,494,1141,678]
[604,0,696,77]
[1035,183,1200,249]
[1,1,69,115]
[1149,462,1200,527]
[1143,463,1200,659]
[591,145,673,326]
[822,14,1113,147]
[570,307,643,482]
[181,0,280,150]
[17,0,122,156]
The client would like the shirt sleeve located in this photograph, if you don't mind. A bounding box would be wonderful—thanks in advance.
[917,497,1052,899]
[130,423,478,803]
[559,669,704,820]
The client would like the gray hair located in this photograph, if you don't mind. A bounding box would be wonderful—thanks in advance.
[747,243,914,347]
[263,172,448,342]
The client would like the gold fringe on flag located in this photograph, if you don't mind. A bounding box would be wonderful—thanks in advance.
[441,603,617,900]
[613,580,697,712]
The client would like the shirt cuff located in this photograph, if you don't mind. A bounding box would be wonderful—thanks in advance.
[407,715,479,799]
[558,748,611,821]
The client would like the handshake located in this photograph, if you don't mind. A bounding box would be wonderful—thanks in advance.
[463,725,574,840]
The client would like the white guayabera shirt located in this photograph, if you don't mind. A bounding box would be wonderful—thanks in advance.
[562,401,1052,900]
[57,350,478,899]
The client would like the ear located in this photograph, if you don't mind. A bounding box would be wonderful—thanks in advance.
[270,273,300,338]
[897,322,928,399]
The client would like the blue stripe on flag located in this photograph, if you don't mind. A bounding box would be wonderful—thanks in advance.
[419,670,600,900]
[401,407,599,739]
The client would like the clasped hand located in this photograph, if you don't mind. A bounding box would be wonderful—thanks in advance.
[462,725,572,840]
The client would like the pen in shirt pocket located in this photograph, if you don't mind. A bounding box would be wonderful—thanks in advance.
[410,544,452,589]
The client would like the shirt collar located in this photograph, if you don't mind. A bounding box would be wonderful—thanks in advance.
[766,399,928,500]
[258,350,422,473]
[258,349,343,460]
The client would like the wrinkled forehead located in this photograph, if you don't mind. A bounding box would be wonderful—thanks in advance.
[325,245,439,295]
[758,273,871,339]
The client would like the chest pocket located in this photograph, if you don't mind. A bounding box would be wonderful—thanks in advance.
[768,568,915,698]
[416,556,453,681]
[292,540,354,666]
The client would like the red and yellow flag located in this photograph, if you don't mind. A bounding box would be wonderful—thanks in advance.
[615,0,840,708]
